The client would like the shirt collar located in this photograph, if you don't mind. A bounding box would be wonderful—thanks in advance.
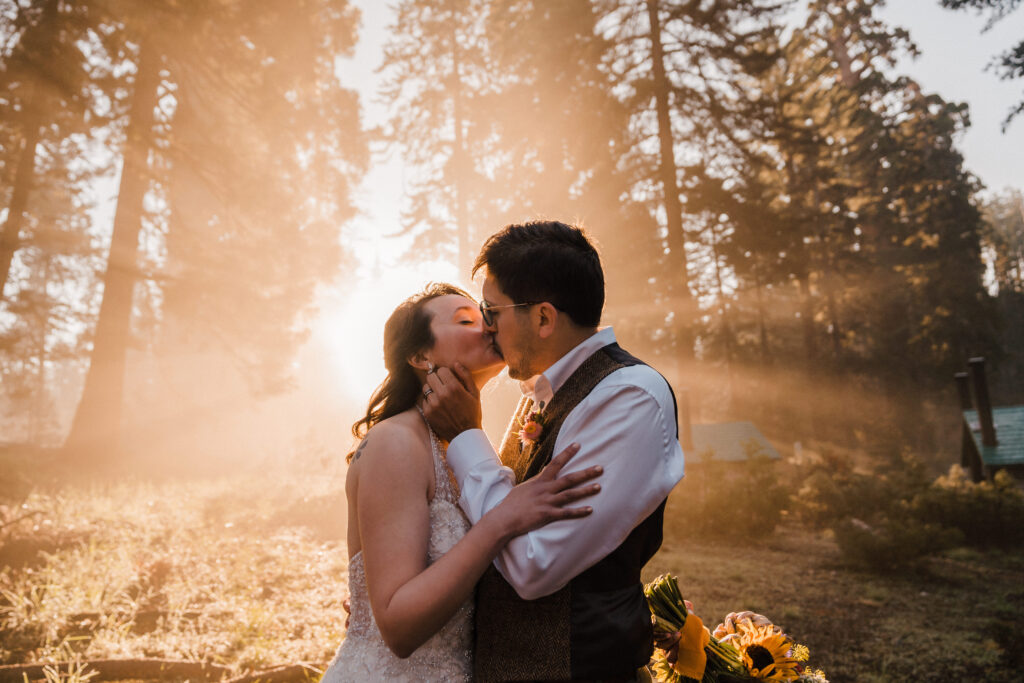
[520,327,617,408]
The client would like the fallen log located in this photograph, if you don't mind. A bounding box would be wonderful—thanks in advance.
[221,664,323,683]
[0,659,232,683]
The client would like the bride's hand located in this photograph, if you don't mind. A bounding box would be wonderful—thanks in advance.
[494,443,602,538]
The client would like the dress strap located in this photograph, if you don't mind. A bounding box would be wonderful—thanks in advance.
[416,405,458,502]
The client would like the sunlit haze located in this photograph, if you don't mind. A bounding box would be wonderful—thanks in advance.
[309,0,1024,440]
[315,256,467,410]
[2,0,1022,473]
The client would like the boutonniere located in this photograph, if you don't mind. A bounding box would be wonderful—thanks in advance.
[519,401,547,447]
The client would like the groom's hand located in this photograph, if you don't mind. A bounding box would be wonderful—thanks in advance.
[422,362,482,441]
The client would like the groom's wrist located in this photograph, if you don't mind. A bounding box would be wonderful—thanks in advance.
[446,429,492,479]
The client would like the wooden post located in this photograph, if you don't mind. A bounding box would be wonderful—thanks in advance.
[956,372,983,481]
[954,372,972,410]
[968,357,997,447]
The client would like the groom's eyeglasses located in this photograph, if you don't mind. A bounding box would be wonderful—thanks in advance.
[479,300,540,326]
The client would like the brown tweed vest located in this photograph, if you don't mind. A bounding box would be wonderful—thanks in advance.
[474,344,669,682]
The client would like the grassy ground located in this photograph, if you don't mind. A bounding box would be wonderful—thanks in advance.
[0,473,350,673]
[1,472,1022,682]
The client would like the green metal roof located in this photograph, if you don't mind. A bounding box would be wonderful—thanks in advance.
[962,407,1024,467]
[688,421,781,463]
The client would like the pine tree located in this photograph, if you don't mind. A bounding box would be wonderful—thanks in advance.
[481,1,664,350]
[981,188,1024,293]
[63,0,368,464]
[0,0,114,301]
[597,0,788,368]
[484,0,628,221]
[940,0,1023,129]
[379,0,493,277]
[0,0,115,444]
[62,8,161,462]
[718,0,998,444]
[979,188,1024,398]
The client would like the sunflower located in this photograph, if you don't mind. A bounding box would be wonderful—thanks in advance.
[713,611,781,643]
[733,620,800,681]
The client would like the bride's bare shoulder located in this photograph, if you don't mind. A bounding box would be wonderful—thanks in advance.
[350,410,431,474]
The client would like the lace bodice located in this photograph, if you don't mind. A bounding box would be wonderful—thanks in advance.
[321,417,473,682]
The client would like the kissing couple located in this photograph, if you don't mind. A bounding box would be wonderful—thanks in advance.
[322,221,686,682]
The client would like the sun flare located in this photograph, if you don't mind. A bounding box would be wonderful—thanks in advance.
[313,256,473,406]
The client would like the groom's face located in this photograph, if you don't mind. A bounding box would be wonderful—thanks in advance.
[481,274,538,381]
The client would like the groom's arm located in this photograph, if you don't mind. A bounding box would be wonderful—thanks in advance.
[446,369,684,600]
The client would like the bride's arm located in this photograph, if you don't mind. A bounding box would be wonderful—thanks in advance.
[357,422,599,659]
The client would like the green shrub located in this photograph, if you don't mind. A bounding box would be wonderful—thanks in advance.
[833,512,963,571]
[793,469,881,529]
[913,466,1024,548]
[792,454,990,571]
[792,451,931,530]
[987,599,1024,669]
[668,450,790,541]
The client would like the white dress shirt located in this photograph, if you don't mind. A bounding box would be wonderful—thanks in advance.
[446,327,685,600]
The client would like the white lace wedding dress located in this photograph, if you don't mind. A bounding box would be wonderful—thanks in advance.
[321,416,474,682]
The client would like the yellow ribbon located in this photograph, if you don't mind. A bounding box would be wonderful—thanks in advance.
[672,613,710,680]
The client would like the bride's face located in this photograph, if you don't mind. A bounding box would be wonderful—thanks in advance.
[422,294,505,384]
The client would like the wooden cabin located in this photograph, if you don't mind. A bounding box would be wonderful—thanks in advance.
[678,390,781,465]
[955,357,1024,482]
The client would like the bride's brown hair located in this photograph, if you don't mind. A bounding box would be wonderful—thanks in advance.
[348,282,473,462]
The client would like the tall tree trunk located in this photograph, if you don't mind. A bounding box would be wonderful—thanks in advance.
[646,0,694,362]
[796,272,819,438]
[30,257,53,444]
[710,220,736,406]
[0,0,59,302]
[449,17,470,279]
[812,180,843,358]
[64,41,160,464]
[824,265,843,358]
[797,273,816,360]
[753,267,771,365]
[0,94,42,302]
[710,220,735,358]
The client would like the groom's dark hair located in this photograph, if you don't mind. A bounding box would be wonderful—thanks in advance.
[473,220,604,328]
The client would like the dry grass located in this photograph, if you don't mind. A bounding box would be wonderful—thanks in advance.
[0,473,349,675]
[2,472,1022,682]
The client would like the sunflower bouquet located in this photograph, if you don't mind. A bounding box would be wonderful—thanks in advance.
[644,574,828,683]
[644,574,743,683]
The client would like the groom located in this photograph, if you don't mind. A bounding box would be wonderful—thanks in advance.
[422,220,686,682]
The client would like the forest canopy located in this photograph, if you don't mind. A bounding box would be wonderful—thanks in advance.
[0,0,1021,472]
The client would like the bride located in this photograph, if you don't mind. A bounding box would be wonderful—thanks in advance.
[321,283,602,681]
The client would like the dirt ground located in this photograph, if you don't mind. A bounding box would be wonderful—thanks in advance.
[1,474,1021,682]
